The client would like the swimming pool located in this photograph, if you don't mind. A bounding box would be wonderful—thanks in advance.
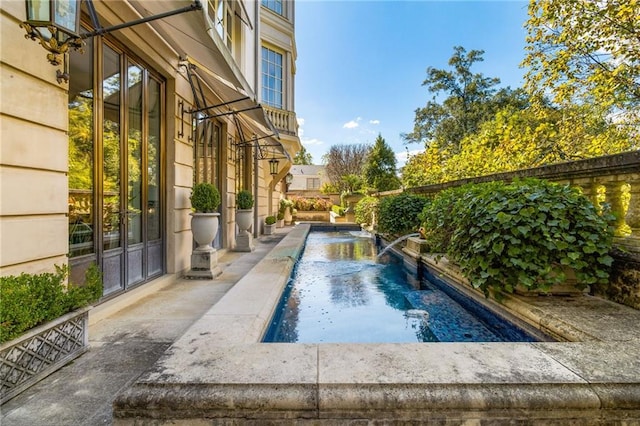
[264,231,551,343]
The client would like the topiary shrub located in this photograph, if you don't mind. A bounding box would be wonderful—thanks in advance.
[422,179,615,297]
[377,193,429,236]
[190,182,221,212]
[331,205,345,216]
[354,196,379,226]
[0,264,103,343]
[236,190,254,209]
[265,215,276,225]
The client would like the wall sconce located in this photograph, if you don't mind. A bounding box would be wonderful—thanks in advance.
[285,173,293,185]
[21,0,83,82]
[269,157,280,176]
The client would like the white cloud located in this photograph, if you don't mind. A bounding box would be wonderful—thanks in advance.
[343,117,362,129]
[297,117,305,126]
[369,119,380,125]
[395,148,424,167]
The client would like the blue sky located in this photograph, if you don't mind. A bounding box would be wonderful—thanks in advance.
[294,0,530,166]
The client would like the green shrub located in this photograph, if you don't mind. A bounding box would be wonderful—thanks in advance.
[279,198,293,214]
[0,264,103,343]
[277,212,285,220]
[331,205,345,216]
[265,215,276,225]
[190,182,220,212]
[422,179,615,297]
[377,193,429,235]
[236,190,254,209]
[354,196,379,226]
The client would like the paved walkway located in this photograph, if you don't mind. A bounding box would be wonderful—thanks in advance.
[0,229,290,426]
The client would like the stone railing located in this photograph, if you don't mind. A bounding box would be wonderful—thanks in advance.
[401,151,639,255]
[263,106,298,136]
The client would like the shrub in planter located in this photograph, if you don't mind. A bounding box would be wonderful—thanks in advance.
[277,212,285,221]
[190,182,221,212]
[377,193,429,236]
[422,179,615,297]
[354,196,379,226]
[331,205,345,216]
[236,190,254,209]
[265,215,277,225]
[0,264,103,343]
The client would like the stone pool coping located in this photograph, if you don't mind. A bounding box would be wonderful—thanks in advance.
[113,224,640,423]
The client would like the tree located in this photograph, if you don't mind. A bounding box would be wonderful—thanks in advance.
[402,46,527,153]
[293,144,313,165]
[523,0,640,125]
[323,144,370,192]
[363,134,401,192]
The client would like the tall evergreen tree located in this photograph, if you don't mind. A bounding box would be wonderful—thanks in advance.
[363,134,401,192]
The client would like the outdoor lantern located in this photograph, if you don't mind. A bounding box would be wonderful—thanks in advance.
[269,157,280,175]
[22,0,83,66]
[285,173,293,185]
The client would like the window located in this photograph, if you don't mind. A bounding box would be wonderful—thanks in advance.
[208,0,234,51]
[261,0,283,15]
[261,47,283,109]
[306,178,321,190]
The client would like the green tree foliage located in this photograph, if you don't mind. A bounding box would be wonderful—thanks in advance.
[363,134,401,192]
[354,196,380,226]
[293,144,314,165]
[323,144,370,192]
[403,46,528,154]
[523,0,640,121]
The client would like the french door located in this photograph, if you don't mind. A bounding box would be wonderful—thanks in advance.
[68,37,164,297]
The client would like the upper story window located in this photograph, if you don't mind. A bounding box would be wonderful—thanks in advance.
[261,0,283,15]
[261,46,283,109]
[208,0,234,51]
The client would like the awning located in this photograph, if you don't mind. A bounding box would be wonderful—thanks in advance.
[128,1,288,159]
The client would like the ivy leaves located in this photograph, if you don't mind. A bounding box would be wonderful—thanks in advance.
[419,179,615,297]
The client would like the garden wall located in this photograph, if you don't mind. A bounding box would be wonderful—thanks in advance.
[380,151,640,309]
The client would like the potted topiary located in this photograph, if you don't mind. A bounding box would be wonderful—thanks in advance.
[276,212,285,228]
[279,198,293,225]
[264,215,276,235]
[235,190,254,251]
[189,182,221,251]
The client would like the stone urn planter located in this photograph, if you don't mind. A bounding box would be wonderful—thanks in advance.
[235,190,255,252]
[1,307,90,404]
[186,183,222,278]
[190,212,220,251]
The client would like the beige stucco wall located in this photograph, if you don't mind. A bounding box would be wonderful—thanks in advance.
[0,3,70,276]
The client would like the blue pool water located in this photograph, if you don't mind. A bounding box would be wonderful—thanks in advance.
[263,231,548,343]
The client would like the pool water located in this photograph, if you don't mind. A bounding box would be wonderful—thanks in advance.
[263,231,546,343]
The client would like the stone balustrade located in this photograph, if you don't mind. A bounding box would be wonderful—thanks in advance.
[403,151,639,255]
[263,106,298,136]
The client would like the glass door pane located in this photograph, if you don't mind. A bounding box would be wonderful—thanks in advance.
[147,78,161,241]
[103,45,122,251]
[127,64,143,245]
[68,40,95,258]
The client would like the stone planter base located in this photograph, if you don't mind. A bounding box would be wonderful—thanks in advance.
[0,307,90,404]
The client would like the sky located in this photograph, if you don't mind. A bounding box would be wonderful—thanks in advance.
[294,0,531,167]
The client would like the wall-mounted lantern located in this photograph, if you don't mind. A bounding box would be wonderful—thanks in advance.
[285,173,293,185]
[21,0,83,69]
[269,157,280,176]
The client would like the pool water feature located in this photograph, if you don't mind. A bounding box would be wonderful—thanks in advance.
[264,231,549,343]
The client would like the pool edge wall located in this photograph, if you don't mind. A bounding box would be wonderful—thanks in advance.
[112,225,640,424]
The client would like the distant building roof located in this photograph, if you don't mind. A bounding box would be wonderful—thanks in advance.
[290,165,326,176]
